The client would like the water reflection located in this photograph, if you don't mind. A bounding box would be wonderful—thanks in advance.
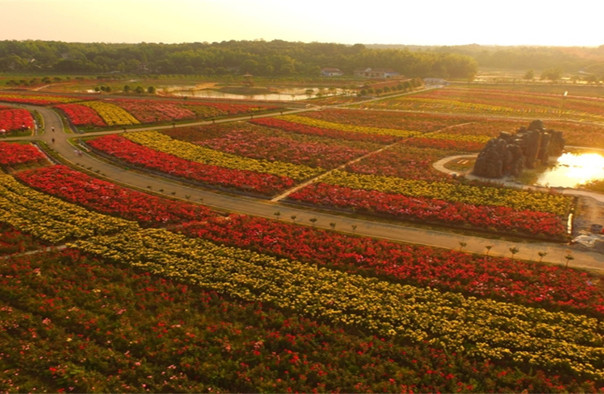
[535,152,604,188]
[162,87,349,101]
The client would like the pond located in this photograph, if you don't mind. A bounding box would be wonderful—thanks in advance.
[535,152,604,188]
[161,87,350,101]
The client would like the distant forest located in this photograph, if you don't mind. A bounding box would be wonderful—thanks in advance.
[372,44,604,77]
[0,40,478,79]
[2,40,603,80]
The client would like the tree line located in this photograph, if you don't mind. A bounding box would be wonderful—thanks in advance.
[372,43,604,78]
[0,40,478,79]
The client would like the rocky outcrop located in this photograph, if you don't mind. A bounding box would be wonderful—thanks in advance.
[473,120,564,179]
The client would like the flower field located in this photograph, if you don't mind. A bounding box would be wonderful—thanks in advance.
[547,120,604,149]
[122,130,322,181]
[0,173,137,243]
[0,142,46,167]
[80,101,141,126]
[168,126,370,170]
[70,228,604,381]
[2,85,604,391]
[15,165,213,226]
[0,92,82,105]
[277,114,419,139]
[344,145,456,181]
[0,164,602,391]
[364,86,604,121]
[54,103,107,127]
[86,134,297,196]
[109,99,196,123]
[52,97,279,130]
[250,116,398,143]
[0,108,35,134]
[288,182,568,238]
[1,249,599,393]
[0,222,46,255]
[80,104,583,238]
[298,108,474,132]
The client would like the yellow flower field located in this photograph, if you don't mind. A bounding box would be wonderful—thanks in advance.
[280,114,420,138]
[80,101,140,126]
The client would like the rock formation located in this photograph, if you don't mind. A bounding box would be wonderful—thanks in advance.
[473,120,564,179]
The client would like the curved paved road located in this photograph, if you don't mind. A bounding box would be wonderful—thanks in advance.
[5,104,604,273]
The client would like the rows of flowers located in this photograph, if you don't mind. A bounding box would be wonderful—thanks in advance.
[122,130,323,181]
[2,164,603,390]
[288,182,568,238]
[345,145,453,181]
[3,249,595,392]
[367,87,604,121]
[191,128,369,169]
[53,103,107,127]
[0,222,46,255]
[547,120,604,149]
[317,170,573,216]
[52,98,280,130]
[436,119,526,140]
[15,165,214,226]
[109,98,196,123]
[86,134,296,196]
[0,108,35,133]
[13,164,602,316]
[0,142,46,167]
[250,116,398,143]
[299,109,474,133]
[68,227,604,381]
[401,136,485,152]
[163,121,384,152]
[176,217,603,316]
[80,101,141,126]
[190,101,278,116]
[0,92,81,105]
[278,114,419,138]
[0,173,137,243]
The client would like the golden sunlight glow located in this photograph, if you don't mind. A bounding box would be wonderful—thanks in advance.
[536,152,604,188]
[2,0,604,46]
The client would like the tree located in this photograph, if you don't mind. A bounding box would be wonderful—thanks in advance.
[541,67,562,82]
[564,254,574,268]
[523,69,534,80]
[485,245,493,256]
[538,251,547,262]
[509,246,519,258]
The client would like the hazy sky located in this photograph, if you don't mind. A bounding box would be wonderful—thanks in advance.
[2,0,603,47]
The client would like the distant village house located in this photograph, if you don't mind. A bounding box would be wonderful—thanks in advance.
[423,78,449,86]
[355,67,400,79]
[321,67,344,77]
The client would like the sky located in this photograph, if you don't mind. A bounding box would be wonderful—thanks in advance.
[1,0,603,47]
